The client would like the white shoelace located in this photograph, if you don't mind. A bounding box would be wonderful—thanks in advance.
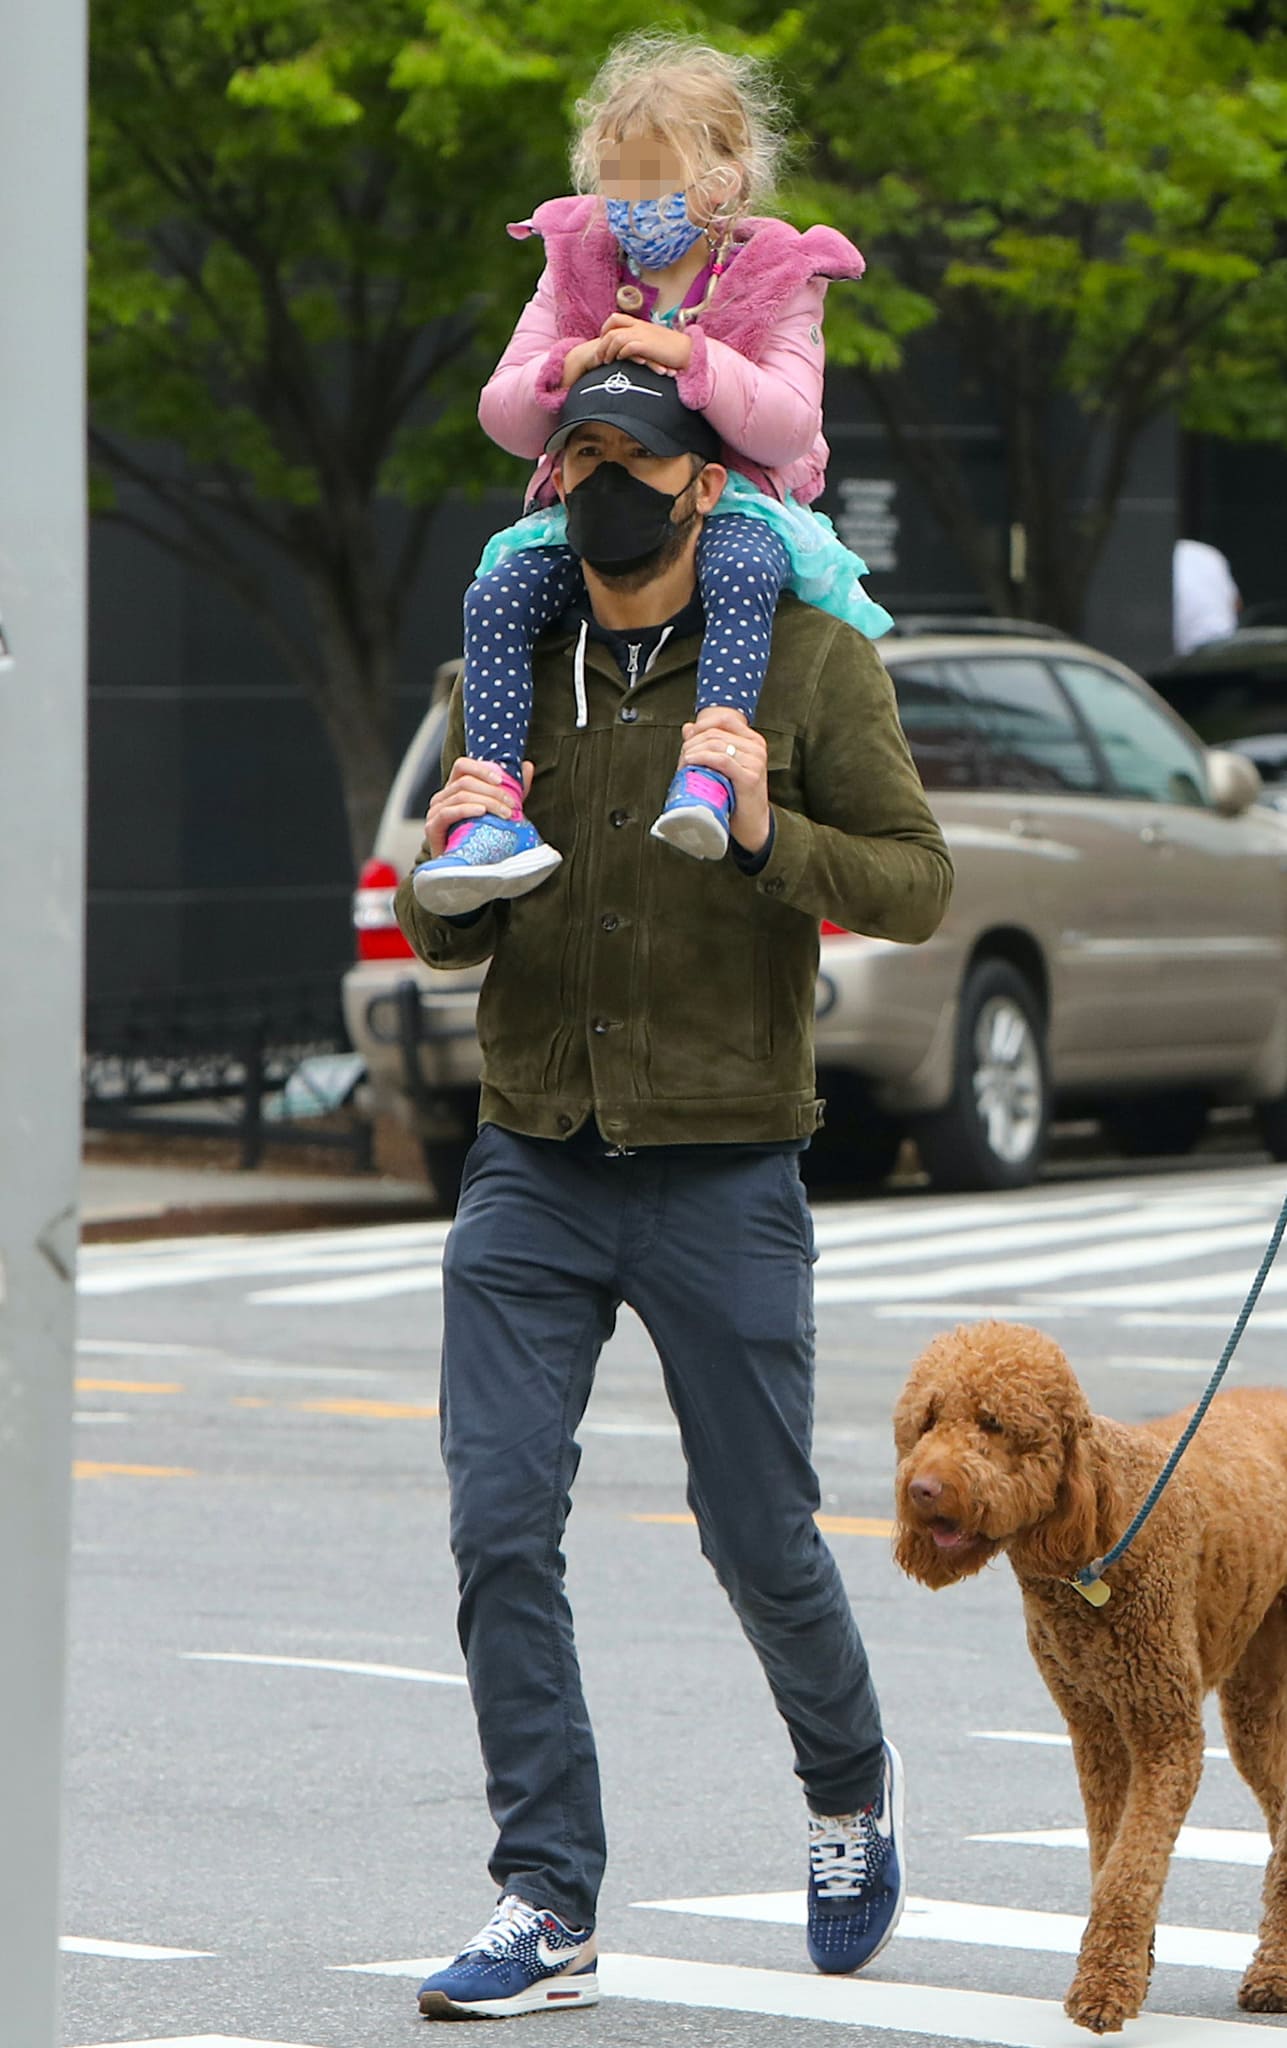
[463,1893,544,1957]
[809,1811,877,1898]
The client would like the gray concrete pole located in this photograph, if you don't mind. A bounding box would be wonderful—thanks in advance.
[0,0,88,2039]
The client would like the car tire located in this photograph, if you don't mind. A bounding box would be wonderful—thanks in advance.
[1255,1097,1287,1162]
[804,1072,903,1191]
[421,1136,472,1212]
[1102,1093,1208,1159]
[913,960,1050,1192]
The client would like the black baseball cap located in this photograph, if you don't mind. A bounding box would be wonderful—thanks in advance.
[545,363,722,464]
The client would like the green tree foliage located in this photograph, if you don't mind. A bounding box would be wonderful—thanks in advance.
[90,0,685,861]
[758,0,1287,626]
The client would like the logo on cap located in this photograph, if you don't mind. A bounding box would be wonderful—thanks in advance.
[603,370,633,393]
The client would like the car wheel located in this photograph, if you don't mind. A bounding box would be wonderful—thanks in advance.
[1102,1093,1208,1159]
[913,960,1050,1192]
[804,1072,903,1191]
[1255,1097,1287,1163]
[421,1136,473,1212]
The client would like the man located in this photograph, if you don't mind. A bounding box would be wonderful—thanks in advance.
[1173,536,1241,656]
[396,364,953,2021]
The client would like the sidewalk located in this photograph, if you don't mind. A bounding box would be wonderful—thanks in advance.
[81,1142,435,1244]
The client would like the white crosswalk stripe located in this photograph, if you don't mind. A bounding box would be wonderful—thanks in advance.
[339,1950,1276,2044]
[77,1169,1287,1326]
[975,1825,1270,1864]
[630,1890,1255,1972]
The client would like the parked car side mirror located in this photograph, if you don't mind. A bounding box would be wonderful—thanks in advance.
[1206,747,1263,816]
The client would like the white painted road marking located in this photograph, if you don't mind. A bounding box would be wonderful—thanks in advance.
[973,1727,1232,1761]
[814,1220,1281,1305]
[76,2038,324,2047]
[337,1951,1276,2043]
[249,1266,443,1306]
[61,1936,215,1959]
[977,1825,1269,1864]
[629,1890,1254,1972]
[183,1651,467,1685]
[78,1175,1287,1323]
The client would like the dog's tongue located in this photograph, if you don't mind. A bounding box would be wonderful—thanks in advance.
[931,1519,970,1550]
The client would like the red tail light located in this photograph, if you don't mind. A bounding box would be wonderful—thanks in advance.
[354,857,414,961]
[820,920,851,937]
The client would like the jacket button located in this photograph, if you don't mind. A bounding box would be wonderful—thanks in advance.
[610,808,631,828]
[619,706,639,723]
[592,1018,612,1034]
[600,913,619,932]
[764,877,785,896]
[556,1113,574,1132]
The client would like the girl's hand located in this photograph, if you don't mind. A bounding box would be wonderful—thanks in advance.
[560,338,608,389]
[598,314,693,373]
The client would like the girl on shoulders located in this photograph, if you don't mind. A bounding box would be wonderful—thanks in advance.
[414,32,892,914]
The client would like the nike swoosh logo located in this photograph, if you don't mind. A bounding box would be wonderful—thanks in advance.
[536,1938,581,1970]
[872,1764,893,1839]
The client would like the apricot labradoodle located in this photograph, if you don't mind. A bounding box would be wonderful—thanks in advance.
[893,1318,1287,2034]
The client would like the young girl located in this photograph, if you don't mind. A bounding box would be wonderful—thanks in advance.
[413,32,893,914]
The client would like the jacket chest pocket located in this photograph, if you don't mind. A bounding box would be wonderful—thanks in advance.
[761,724,802,813]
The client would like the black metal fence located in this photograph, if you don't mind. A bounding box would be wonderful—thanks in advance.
[83,975,372,1170]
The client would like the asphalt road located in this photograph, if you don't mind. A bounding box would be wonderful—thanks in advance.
[63,1151,1287,2048]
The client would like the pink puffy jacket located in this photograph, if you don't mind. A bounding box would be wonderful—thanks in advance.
[477,195,865,509]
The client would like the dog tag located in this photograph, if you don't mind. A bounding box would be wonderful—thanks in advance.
[1071,1574,1111,1609]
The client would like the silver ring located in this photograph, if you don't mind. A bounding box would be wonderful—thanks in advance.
[726,743,738,760]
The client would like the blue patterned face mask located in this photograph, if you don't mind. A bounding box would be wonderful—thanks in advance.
[604,189,705,272]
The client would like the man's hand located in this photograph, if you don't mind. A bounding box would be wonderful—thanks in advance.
[560,338,608,389]
[425,758,534,859]
[598,313,693,374]
[679,707,771,857]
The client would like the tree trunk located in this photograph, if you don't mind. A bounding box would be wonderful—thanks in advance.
[307,594,400,869]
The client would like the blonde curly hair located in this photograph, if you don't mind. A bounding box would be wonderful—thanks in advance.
[571,31,790,220]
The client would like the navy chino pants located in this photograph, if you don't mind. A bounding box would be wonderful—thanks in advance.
[439,1123,885,1930]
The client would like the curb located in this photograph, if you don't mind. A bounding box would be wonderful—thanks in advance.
[81,1196,443,1245]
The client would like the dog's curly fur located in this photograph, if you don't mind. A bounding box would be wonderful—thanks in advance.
[893,1320,1287,2034]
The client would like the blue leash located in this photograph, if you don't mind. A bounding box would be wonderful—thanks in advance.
[1071,1187,1287,1608]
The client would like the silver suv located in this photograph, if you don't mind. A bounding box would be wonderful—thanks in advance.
[344,634,1287,1202]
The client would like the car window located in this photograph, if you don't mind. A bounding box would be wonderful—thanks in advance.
[889,661,989,791]
[1053,661,1208,807]
[957,657,1101,793]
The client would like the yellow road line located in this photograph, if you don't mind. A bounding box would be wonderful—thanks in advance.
[632,1511,893,1538]
[296,1397,439,1419]
[74,1462,195,1479]
[75,1379,184,1395]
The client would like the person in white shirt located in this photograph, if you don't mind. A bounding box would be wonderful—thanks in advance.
[1173,537,1241,656]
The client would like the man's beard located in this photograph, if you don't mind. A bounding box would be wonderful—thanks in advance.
[588,500,701,593]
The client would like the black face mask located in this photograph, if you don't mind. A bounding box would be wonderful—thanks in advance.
[564,460,692,573]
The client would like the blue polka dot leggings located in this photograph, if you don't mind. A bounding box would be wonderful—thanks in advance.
[462,515,792,780]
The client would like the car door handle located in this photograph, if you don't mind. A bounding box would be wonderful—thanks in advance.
[1009,817,1034,838]
[1139,823,1166,846]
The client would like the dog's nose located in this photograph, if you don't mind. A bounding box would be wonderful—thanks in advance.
[909,1474,943,1507]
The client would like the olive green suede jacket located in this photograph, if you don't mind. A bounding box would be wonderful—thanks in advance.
[395,595,953,1147]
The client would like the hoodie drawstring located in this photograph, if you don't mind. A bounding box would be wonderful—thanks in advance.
[643,626,673,674]
[573,618,589,730]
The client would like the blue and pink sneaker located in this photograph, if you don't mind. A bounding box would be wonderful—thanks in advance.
[412,772,561,916]
[650,764,734,861]
[807,1740,906,1974]
[417,1893,599,2019]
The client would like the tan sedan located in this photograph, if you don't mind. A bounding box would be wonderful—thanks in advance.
[344,634,1287,1200]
